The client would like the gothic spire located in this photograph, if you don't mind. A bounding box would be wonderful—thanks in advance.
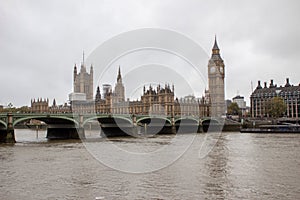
[95,86,101,101]
[80,51,86,72]
[212,35,219,50]
[117,65,122,82]
[211,35,222,59]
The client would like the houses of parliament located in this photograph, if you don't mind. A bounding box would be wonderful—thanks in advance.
[31,38,226,117]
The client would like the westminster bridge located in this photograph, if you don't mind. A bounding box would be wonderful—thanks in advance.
[0,113,228,143]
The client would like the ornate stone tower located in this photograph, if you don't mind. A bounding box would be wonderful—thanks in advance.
[114,66,125,102]
[73,53,94,100]
[95,86,101,102]
[208,36,225,117]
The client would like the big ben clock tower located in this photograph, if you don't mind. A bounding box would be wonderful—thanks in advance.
[208,36,225,117]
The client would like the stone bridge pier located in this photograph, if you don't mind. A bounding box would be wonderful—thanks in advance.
[46,114,85,139]
[0,113,16,143]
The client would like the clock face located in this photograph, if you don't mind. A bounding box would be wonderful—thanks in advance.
[210,67,216,73]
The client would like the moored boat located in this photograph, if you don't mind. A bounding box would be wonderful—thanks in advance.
[240,124,300,133]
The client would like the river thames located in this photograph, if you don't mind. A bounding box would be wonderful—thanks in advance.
[0,129,299,199]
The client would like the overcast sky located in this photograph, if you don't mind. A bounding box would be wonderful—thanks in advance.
[1,0,299,107]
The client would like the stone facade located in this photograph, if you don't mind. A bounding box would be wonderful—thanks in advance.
[30,38,225,116]
[92,67,211,117]
[31,98,49,113]
[208,37,225,117]
[31,98,71,113]
[70,38,225,116]
[49,99,71,113]
[73,55,93,100]
[250,78,300,118]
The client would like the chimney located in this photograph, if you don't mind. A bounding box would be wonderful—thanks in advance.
[264,82,267,88]
[257,80,262,89]
[270,79,274,88]
[285,78,291,87]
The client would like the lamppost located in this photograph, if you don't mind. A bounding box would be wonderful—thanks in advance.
[296,95,299,125]
[275,90,282,124]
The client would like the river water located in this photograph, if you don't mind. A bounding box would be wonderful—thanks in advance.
[0,129,299,200]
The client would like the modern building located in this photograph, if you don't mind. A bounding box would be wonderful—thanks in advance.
[250,78,300,118]
[208,36,226,117]
[232,95,246,109]
[232,95,247,116]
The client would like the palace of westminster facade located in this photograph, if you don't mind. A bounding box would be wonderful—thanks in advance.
[31,38,226,117]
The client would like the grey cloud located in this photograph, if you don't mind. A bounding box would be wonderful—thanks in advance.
[0,0,299,106]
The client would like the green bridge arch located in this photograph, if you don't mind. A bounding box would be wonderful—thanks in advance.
[83,115,133,126]
[200,118,220,125]
[136,116,172,125]
[174,117,199,124]
[0,120,7,129]
[13,115,79,127]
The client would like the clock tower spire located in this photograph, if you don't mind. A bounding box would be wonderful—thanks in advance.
[208,36,225,117]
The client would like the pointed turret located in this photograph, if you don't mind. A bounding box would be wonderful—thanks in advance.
[212,35,220,55]
[95,86,101,101]
[117,65,122,82]
[213,35,219,49]
[90,64,93,74]
[80,51,86,73]
[74,64,77,74]
[114,66,125,102]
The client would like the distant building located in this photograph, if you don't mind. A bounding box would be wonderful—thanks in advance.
[232,95,247,116]
[31,98,71,113]
[232,95,246,109]
[49,99,71,113]
[177,95,199,116]
[31,98,49,113]
[175,94,210,117]
[139,84,175,116]
[250,78,300,118]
